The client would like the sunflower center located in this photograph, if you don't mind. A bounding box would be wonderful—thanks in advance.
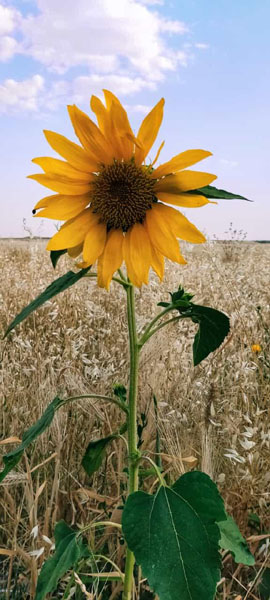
[91,160,156,231]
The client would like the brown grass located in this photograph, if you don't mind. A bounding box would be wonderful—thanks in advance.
[0,239,270,599]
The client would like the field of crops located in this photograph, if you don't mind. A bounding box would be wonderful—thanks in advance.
[0,239,269,599]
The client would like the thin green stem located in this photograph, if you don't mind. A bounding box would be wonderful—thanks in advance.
[141,455,166,487]
[84,270,131,288]
[123,284,140,600]
[138,306,172,346]
[139,315,182,347]
[60,394,128,415]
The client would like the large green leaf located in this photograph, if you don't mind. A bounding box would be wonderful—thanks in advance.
[190,305,230,366]
[81,434,117,477]
[259,567,270,600]
[218,514,255,565]
[193,185,251,201]
[122,471,226,600]
[157,287,230,365]
[35,521,89,600]
[0,396,63,483]
[4,266,90,337]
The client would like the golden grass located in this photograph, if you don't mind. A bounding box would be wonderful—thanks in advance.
[0,239,270,599]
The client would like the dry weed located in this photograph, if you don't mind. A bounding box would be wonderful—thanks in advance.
[0,239,270,599]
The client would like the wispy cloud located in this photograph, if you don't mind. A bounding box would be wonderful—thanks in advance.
[0,74,44,113]
[0,0,206,113]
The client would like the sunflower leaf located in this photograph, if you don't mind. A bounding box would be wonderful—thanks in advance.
[0,396,63,483]
[50,249,67,268]
[218,514,255,565]
[4,267,90,337]
[82,435,117,477]
[190,305,230,365]
[194,185,252,201]
[122,471,226,600]
[158,287,230,365]
[35,521,90,600]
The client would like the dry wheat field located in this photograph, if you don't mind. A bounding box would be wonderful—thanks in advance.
[0,238,270,599]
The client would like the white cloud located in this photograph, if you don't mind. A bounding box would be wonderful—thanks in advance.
[0,4,20,35]
[0,34,18,60]
[125,103,152,114]
[0,3,21,60]
[20,0,189,82]
[72,74,155,104]
[0,0,208,113]
[219,159,238,169]
[0,74,44,113]
[195,42,209,50]
[138,0,164,4]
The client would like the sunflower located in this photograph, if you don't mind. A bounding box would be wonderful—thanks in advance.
[30,90,217,289]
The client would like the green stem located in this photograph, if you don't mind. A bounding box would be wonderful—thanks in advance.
[123,284,140,600]
[138,306,172,346]
[139,315,182,347]
[60,393,128,415]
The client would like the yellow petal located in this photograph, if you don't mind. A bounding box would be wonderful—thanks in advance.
[67,104,113,164]
[76,260,91,269]
[135,98,165,164]
[157,192,213,208]
[33,194,90,220]
[150,243,164,280]
[156,203,206,244]
[47,208,95,250]
[97,229,123,289]
[129,223,152,284]
[145,205,186,263]
[43,130,98,172]
[103,89,122,110]
[90,95,108,134]
[123,230,143,287]
[32,157,91,181]
[110,100,134,160]
[83,221,107,264]
[155,170,217,193]
[68,243,83,258]
[152,149,213,179]
[151,140,165,167]
[28,173,92,196]
[34,193,90,210]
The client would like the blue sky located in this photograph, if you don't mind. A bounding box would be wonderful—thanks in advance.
[0,0,269,239]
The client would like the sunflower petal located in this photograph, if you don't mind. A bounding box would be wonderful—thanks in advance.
[46,208,94,250]
[129,223,152,284]
[83,221,107,264]
[68,243,83,258]
[34,194,90,220]
[155,170,217,193]
[67,104,113,163]
[110,100,134,160]
[145,205,186,264]
[157,203,206,243]
[123,230,143,287]
[152,149,213,178]
[103,89,122,110]
[135,98,165,164]
[97,229,124,289]
[150,241,164,280]
[151,140,165,167]
[43,130,98,172]
[32,157,92,181]
[157,192,214,208]
[28,173,92,196]
[90,95,108,134]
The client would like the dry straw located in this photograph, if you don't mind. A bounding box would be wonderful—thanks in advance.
[1,238,270,598]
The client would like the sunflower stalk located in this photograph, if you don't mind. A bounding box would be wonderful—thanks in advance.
[123,283,141,600]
